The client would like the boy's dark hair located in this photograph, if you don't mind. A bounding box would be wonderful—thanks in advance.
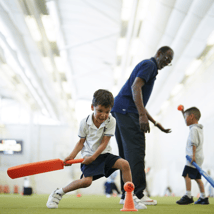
[92,89,114,108]
[184,107,201,121]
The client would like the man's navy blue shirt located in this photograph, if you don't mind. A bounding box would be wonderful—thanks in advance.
[111,57,158,115]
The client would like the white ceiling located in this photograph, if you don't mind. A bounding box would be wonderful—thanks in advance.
[0,0,214,123]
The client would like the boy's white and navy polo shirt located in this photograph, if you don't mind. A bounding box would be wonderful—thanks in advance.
[78,113,116,157]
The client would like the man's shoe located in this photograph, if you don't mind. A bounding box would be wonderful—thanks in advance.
[176,195,194,205]
[133,196,147,209]
[46,188,62,209]
[120,195,147,209]
[119,192,126,204]
[119,199,124,204]
[140,195,157,205]
[194,197,209,205]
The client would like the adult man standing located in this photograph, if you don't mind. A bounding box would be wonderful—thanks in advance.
[111,46,174,207]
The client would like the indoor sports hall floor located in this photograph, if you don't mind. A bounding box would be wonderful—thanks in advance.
[0,194,213,214]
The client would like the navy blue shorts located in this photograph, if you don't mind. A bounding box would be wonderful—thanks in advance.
[182,165,201,179]
[80,153,121,181]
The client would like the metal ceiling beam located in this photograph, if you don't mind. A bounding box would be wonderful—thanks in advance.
[147,0,214,116]
[117,0,139,88]
[25,0,63,92]
[46,0,77,102]
[0,0,59,119]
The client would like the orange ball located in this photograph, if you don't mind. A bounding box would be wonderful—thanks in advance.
[124,182,135,192]
[177,105,184,111]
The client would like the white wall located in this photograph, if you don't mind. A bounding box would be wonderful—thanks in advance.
[145,58,214,196]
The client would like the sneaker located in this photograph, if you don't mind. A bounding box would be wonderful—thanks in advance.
[46,188,63,209]
[119,199,124,204]
[119,192,126,204]
[106,194,111,198]
[176,195,194,205]
[140,195,157,205]
[120,195,147,209]
[133,195,147,209]
[194,197,209,205]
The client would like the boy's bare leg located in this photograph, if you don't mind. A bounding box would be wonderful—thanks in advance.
[194,179,209,203]
[112,159,148,209]
[195,179,205,193]
[185,174,191,191]
[63,176,93,193]
[112,159,132,183]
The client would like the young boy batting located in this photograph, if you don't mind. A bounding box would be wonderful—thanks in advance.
[46,89,146,209]
[176,106,209,205]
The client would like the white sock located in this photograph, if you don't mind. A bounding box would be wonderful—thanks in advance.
[56,188,65,196]
[186,191,191,198]
[200,192,205,199]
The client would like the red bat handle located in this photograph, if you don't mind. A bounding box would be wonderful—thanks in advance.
[64,158,84,165]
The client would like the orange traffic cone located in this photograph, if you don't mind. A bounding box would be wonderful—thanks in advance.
[76,193,82,197]
[121,182,138,211]
[14,185,19,194]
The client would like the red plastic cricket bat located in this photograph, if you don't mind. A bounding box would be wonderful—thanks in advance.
[7,158,84,179]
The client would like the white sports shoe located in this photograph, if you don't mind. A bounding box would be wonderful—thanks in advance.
[140,195,157,205]
[119,198,124,204]
[46,188,63,209]
[120,195,147,209]
[133,196,147,209]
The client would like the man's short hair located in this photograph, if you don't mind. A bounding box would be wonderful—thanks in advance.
[184,107,201,121]
[92,89,114,108]
[158,46,174,54]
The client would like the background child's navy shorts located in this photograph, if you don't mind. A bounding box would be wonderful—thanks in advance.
[182,165,201,179]
[81,153,121,180]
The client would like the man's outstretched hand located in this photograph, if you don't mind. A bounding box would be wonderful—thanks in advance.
[156,123,172,133]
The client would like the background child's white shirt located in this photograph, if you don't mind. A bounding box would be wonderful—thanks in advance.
[78,113,116,157]
[107,171,118,183]
[186,124,204,168]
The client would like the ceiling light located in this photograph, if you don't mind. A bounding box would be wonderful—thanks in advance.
[185,59,202,76]
[170,83,184,96]
[43,57,53,73]
[121,8,131,21]
[160,100,170,111]
[25,16,42,42]
[121,0,133,21]
[68,99,75,108]
[113,66,121,80]
[62,81,70,93]
[125,66,133,79]
[54,82,61,94]
[116,38,126,55]
[112,85,119,97]
[207,30,214,45]
[130,38,140,55]
[41,15,56,42]
[138,0,150,21]
[61,100,67,109]
[54,56,65,73]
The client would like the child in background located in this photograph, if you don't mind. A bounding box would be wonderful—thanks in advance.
[176,106,209,205]
[46,89,146,209]
[205,170,214,197]
[104,171,120,197]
